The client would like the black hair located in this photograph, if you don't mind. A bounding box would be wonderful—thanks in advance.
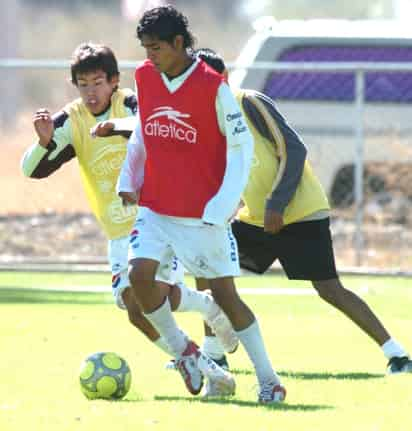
[194,48,226,74]
[70,42,120,86]
[136,5,195,48]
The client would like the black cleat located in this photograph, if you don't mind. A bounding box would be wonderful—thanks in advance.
[387,356,412,374]
[214,355,229,371]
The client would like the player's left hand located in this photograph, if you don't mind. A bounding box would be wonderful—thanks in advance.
[90,121,115,138]
[119,191,138,206]
[264,209,284,234]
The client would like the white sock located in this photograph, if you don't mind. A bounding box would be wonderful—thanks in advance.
[153,337,174,356]
[381,338,408,359]
[202,336,225,360]
[144,298,187,358]
[237,319,280,386]
[175,282,213,316]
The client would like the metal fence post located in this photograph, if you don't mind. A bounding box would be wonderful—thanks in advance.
[354,70,365,266]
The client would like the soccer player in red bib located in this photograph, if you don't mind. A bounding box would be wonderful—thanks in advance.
[21,42,241,389]
[125,5,286,402]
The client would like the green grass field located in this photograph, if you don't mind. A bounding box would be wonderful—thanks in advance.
[1,271,412,431]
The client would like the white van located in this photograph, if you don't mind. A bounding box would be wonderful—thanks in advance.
[230,19,412,206]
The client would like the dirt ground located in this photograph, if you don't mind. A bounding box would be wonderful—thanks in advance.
[1,120,105,260]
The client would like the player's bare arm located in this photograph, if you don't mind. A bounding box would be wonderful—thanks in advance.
[33,109,54,147]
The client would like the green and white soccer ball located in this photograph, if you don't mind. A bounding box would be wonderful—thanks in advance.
[79,352,131,400]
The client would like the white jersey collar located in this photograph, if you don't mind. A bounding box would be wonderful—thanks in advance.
[160,58,200,94]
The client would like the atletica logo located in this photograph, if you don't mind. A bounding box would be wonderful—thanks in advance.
[144,106,197,144]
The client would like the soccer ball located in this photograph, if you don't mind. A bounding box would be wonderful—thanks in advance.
[79,352,131,400]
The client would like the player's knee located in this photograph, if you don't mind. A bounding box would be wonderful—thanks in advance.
[128,262,146,291]
[195,278,210,292]
[121,286,134,308]
[166,283,180,310]
[313,279,342,305]
[127,304,145,327]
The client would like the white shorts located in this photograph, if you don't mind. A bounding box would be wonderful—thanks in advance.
[128,208,240,279]
[108,235,185,309]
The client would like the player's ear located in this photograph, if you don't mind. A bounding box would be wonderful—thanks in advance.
[173,35,184,51]
[110,74,120,89]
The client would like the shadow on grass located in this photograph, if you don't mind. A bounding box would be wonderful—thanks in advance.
[154,395,333,411]
[100,395,333,411]
[232,368,384,380]
[0,287,110,305]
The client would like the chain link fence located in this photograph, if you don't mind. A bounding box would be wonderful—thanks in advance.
[1,59,412,270]
[238,60,412,270]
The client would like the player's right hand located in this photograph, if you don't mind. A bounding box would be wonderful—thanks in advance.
[264,208,284,234]
[33,109,54,148]
[90,121,115,138]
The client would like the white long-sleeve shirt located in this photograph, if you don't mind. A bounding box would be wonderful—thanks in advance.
[118,60,254,226]
[116,120,146,194]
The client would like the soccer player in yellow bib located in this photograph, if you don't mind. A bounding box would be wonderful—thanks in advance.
[21,42,239,371]
[194,48,412,376]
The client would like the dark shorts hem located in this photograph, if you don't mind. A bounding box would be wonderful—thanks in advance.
[231,218,338,281]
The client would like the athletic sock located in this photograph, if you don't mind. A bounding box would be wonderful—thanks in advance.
[144,298,187,357]
[202,335,225,360]
[153,337,174,356]
[381,338,408,359]
[236,319,280,386]
[175,281,213,316]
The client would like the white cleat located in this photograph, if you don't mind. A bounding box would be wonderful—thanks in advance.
[176,341,204,395]
[165,359,177,371]
[258,381,286,404]
[197,351,236,397]
[202,376,236,398]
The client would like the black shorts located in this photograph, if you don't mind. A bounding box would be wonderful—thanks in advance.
[231,218,338,280]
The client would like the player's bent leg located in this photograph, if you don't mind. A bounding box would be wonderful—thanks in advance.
[144,282,236,394]
[167,282,182,310]
[313,279,412,374]
[209,277,285,402]
[195,277,216,337]
[121,287,161,341]
[157,259,237,368]
[128,258,163,312]
[209,277,255,331]
[174,280,239,354]
[143,300,205,395]
[312,278,391,345]
[195,278,231,370]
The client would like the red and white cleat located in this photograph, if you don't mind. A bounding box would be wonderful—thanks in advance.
[176,341,204,395]
[258,382,287,404]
